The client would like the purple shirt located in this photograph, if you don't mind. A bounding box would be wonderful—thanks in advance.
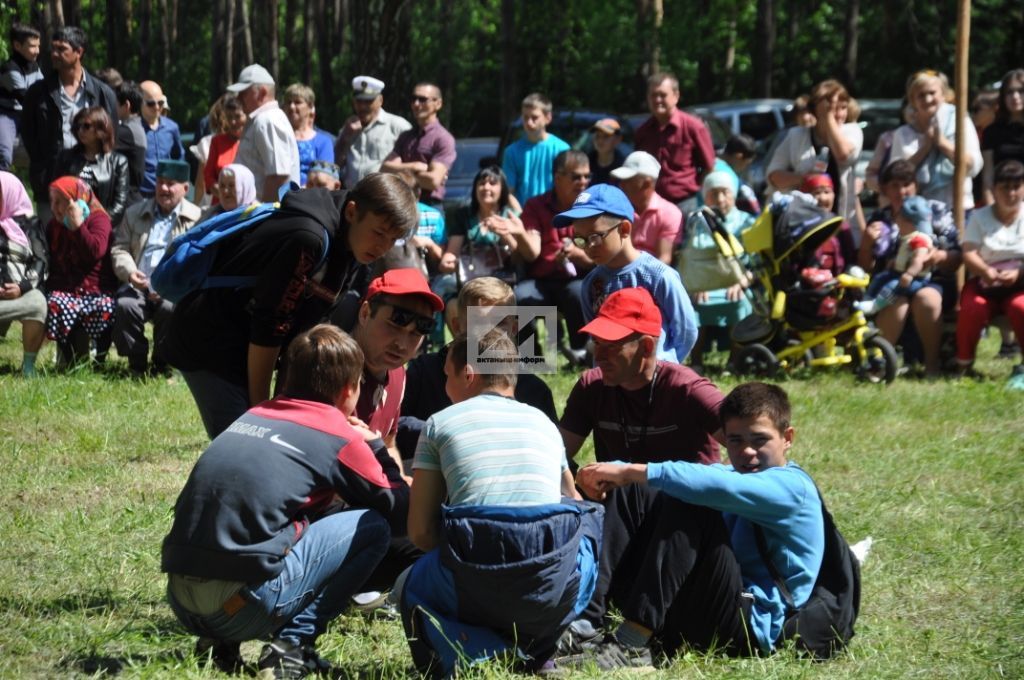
[391,120,457,202]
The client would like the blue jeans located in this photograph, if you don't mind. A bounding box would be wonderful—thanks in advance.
[167,509,391,645]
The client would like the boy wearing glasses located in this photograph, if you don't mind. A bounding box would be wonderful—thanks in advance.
[556,183,697,364]
[139,80,184,197]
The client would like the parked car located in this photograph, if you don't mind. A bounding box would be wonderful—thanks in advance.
[687,99,793,142]
[622,111,732,154]
[442,136,499,218]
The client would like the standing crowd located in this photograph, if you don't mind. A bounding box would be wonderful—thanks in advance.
[0,18,1020,679]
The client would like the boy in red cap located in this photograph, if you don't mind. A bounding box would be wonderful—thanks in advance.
[558,286,725,647]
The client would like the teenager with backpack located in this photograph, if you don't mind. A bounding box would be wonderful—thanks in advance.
[161,172,418,439]
[568,381,859,668]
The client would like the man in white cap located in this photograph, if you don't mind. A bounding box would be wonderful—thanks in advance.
[228,63,300,201]
[612,151,683,264]
[336,75,411,189]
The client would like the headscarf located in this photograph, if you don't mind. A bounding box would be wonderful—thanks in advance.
[800,173,834,193]
[702,171,734,199]
[49,176,107,216]
[0,171,33,247]
[219,164,257,208]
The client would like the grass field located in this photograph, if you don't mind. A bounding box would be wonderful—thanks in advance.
[1,331,1022,679]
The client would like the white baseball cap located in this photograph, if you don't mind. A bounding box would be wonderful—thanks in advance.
[227,64,275,93]
[611,151,661,181]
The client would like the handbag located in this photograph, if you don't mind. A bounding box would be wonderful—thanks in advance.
[457,240,517,286]
[678,207,750,293]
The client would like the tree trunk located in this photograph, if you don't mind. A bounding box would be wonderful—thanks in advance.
[238,0,254,66]
[211,0,227,99]
[840,0,859,87]
[351,0,412,101]
[499,0,517,129]
[753,0,775,97]
[723,3,737,99]
[138,0,151,78]
[316,0,335,115]
[302,0,314,84]
[159,0,171,80]
[63,0,81,26]
[50,0,65,28]
[269,0,280,81]
[224,0,235,83]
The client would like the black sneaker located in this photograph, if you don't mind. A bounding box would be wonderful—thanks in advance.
[194,637,245,674]
[256,639,331,679]
[588,636,654,670]
[554,619,602,658]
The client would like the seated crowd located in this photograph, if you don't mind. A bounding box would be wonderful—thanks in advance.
[1,18,1021,679]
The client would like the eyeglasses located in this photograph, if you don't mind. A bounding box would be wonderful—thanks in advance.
[72,122,93,132]
[559,171,591,182]
[410,95,436,104]
[144,99,166,108]
[386,305,435,335]
[573,222,621,249]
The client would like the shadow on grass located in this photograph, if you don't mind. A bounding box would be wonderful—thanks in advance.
[0,590,158,617]
[60,649,189,676]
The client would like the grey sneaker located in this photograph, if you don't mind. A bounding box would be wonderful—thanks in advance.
[589,637,654,670]
[256,639,330,679]
[351,590,399,620]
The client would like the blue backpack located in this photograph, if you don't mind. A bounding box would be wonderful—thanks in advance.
[151,201,329,304]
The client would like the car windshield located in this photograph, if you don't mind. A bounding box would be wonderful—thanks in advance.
[450,141,498,176]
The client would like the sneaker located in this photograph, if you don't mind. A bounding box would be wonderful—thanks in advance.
[194,637,245,674]
[1007,365,1024,391]
[256,639,330,679]
[588,636,654,670]
[554,619,602,658]
[351,590,399,620]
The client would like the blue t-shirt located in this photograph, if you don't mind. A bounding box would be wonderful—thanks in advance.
[142,117,185,196]
[416,201,446,245]
[502,134,570,203]
[581,252,698,363]
[296,128,335,185]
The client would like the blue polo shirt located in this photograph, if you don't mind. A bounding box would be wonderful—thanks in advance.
[142,116,185,196]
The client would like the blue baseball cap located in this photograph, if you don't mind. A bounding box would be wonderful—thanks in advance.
[553,183,635,228]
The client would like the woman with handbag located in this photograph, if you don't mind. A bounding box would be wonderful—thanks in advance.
[442,166,525,286]
[679,172,754,371]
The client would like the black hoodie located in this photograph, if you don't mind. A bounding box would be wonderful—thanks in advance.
[162,188,367,382]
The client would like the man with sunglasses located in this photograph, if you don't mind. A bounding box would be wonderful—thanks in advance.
[515,149,595,365]
[555,182,697,365]
[139,80,184,198]
[557,286,725,648]
[381,82,456,208]
[21,25,118,204]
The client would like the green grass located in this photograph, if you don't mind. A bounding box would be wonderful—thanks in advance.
[1,331,1022,678]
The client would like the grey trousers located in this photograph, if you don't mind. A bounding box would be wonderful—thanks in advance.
[112,284,174,369]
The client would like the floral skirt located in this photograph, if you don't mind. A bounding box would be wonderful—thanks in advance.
[45,290,115,341]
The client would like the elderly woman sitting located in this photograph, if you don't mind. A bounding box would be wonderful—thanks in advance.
[0,172,47,375]
[956,160,1024,389]
[679,171,754,370]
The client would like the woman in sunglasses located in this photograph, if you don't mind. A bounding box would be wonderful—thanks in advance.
[53,106,130,226]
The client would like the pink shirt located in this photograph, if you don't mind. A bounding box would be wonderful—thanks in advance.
[632,192,683,256]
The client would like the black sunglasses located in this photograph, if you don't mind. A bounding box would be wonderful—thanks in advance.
[386,305,435,335]
[410,95,436,104]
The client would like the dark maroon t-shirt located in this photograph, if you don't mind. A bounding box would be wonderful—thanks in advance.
[560,360,723,465]
[356,365,406,441]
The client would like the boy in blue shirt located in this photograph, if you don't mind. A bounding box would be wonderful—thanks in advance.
[502,93,570,202]
[555,183,698,363]
[574,382,825,668]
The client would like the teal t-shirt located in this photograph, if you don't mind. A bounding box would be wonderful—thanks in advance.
[501,134,570,203]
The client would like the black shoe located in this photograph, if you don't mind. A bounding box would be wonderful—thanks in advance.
[554,619,602,658]
[998,341,1020,359]
[195,637,245,674]
[587,636,654,670]
[257,639,331,679]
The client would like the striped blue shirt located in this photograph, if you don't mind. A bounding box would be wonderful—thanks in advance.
[413,394,567,506]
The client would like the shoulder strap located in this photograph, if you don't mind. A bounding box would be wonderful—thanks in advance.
[752,522,797,613]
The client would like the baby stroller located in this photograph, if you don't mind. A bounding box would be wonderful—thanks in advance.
[729,195,898,383]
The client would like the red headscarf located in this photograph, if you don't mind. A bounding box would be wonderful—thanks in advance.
[48,176,107,216]
[800,173,834,193]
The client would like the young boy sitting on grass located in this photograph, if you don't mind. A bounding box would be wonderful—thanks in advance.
[556,183,698,363]
[573,382,826,669]
[501,92,570,202]
[161,324,408,679]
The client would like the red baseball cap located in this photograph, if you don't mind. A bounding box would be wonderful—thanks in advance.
[365,268,444,312]
[580,287,662,341]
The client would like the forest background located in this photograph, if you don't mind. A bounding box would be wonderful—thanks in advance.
[0,1,1022,141]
